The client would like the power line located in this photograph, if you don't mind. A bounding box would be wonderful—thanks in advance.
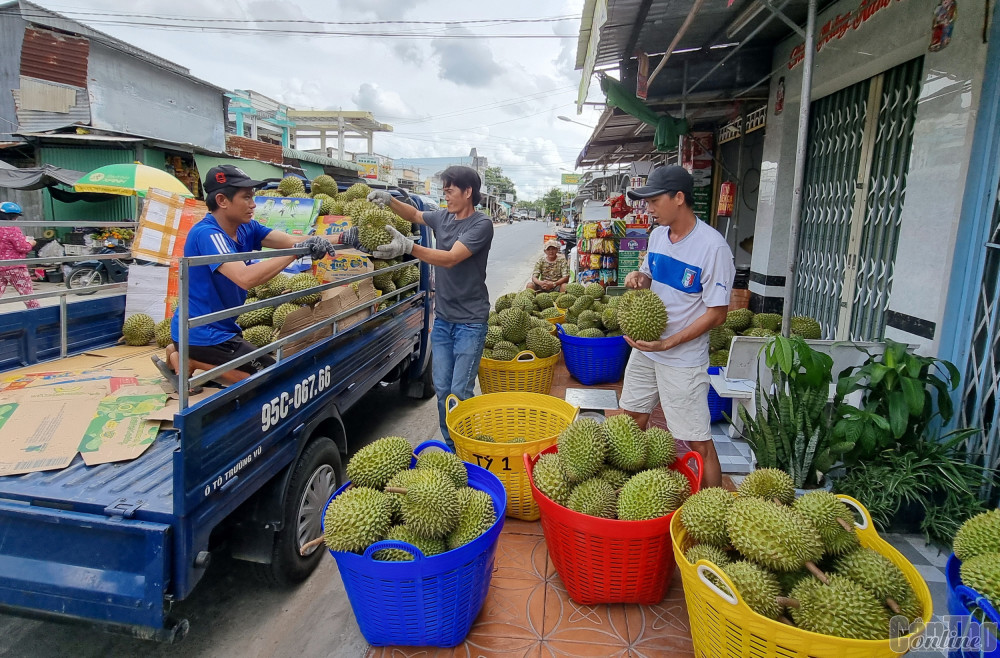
[382,85,577,125]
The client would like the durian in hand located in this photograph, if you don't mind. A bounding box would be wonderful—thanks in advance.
[616,289,668,342]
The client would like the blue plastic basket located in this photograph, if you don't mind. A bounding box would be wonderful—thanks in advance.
[707,366,732,423]
[946,553,1000,658]
[556,325,631,385]
[322,440,507,648]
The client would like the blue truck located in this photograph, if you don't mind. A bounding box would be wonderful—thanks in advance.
[0,190,436,642]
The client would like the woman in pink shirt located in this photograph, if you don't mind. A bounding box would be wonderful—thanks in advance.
[0,202,40,309]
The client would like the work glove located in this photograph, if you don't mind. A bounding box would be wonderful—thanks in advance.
[372,225,415,260]
[367,190,393,207]
[300,235,337,260]
[337,226,366,252]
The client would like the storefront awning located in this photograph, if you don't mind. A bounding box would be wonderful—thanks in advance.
[0,163,85,190]
[192,154,286,183]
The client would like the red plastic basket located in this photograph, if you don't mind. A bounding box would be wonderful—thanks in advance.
[524,446,703,605]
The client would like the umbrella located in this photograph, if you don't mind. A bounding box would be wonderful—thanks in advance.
[74,163,193,197]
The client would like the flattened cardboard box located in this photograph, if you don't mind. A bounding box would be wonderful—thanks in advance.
[314,279,377,332]
[315,248,373,283]
[78,385,168,466]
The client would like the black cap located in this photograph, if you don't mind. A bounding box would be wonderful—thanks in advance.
[627,165,694,201]
[203,165,264,196]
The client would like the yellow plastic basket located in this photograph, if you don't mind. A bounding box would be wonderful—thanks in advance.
[546,312,566,326]
[446,393,578,520]
[478,350,558,394]
[670,495,933,658]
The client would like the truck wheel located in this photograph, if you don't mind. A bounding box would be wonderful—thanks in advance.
[404,354,436,400]
[253,437,343,586]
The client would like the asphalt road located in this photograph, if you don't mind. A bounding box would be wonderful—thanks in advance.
[0,219,553,658]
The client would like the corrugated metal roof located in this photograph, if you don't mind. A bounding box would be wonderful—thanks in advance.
[20,26,88,88]
[282,147,362,172]
[12,80,90,133]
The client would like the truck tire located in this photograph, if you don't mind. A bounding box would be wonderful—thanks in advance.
[253,437,343,586]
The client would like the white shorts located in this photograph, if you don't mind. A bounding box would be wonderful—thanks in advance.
[619,350,712,442]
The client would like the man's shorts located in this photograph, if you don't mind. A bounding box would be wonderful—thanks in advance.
[188,337,275,375]
[619,349,712,442]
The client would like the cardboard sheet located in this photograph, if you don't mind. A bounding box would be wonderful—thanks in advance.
[78,385,168,466]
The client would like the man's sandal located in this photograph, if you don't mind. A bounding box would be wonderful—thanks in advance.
[151,355,203,394]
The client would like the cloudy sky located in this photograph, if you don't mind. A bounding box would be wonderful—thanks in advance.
[34,0,608,200]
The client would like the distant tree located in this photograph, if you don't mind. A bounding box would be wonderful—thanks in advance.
[484,166,516,202]
[542,187,563,217]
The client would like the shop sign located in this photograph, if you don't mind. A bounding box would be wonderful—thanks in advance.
[356,154,379,180]
[929,0,956,52]
[788,0,909,69]
[561,174,581,185]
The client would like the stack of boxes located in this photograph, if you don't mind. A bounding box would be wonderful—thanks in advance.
[618,176,652,283]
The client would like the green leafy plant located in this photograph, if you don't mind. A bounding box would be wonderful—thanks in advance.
[737,335,849,487]
[833,339,960,463]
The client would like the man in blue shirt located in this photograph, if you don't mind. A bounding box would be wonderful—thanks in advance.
[152,165,335,392]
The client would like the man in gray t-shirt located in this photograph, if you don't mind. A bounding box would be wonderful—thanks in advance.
[363,166,494,446]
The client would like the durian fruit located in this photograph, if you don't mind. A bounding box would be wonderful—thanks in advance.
[372,260,395,289]
[288,192,311,199]
[709,326,735,352]
[790,316,822,339]
[494,292,516,312]
[236,305,274,329]
[122,313,156,346]
[446,488,495,550]
[534,292,555,310]
[570,295,594,314]
[484,326,503,349]
[793,491,859,556]
[346,436,413,490]
[359,223,392,252]
[242,325,273,348]
[385,468,424,519]
[618,468,690,520]
[498,308,530,343]
[472,434,495,443]
[512,292,535,313]
[737,468,795,505]
[601,308,620,331]
[532,452,574,505]
[313,193,336,216]
[310,174,339,198]
[752,313,783,331]
[725,308,754,332]
[584,282,605,298]
[576,310,602,330]
[776,568,811,596]
[784,575,891,640]
[721,561,784,619]
[526,327,560,358]
[272,302,303,331]
[557,418,608,483]
[577,328,605,338]
[541,307,563,321]
[726,497,824,573]
[566,478,618,519]
[379,280,397,295]
[507,437,527,444]
[341,182,371,201]
[680,487,734,548]
[267,273,291,297]
[481,348,494,359]
[488,310,500,325]
[289,272,322,305]
[960,553,1000,611]
[277,176,306,196]
[415,450,468,488]
[595,465,630,490]
[373,524,447,561]
[953,509,1000,561]
[833,546,910,611]
[896,587,925,624]
[617,289,668,342]
[744,327,776,338]
[322,487,393,553]
[396,265,420,289]
[604,414,648,472]
[709,350,730,367]
[685,543,731,568]
[154,318,172,348]
[560,323,579,336]
[555,293,576,309]
[491,341,518,361]
[565,283,586,297]
[387,468,461,539]
[251,282,274,299]
[257,189,281,197]
[643,427,676,468]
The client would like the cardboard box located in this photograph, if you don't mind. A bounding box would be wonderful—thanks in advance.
[618,250,645,267]
[619,237,648,252]
[317,215,352,238]
[314,279,377,333]
[314,249,373,283]
[133,189,204,265]
[125,263,170,323]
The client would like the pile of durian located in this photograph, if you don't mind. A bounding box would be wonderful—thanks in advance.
[524,282,668,343]
[323,437,496,560]
[678,468,924,640]
[952,508,1000,615]
[531,416,690,521]
[709,309,822,367]
[483,288,562,361]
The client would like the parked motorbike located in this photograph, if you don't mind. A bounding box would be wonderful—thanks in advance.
[66,243,131,294]
[555,226,577,258]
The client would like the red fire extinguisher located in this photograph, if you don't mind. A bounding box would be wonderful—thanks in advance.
[717,181,736,217]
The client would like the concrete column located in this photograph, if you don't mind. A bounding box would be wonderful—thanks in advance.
[338,116,345,161]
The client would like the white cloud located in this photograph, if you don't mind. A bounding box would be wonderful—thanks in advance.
[430,26,503,88]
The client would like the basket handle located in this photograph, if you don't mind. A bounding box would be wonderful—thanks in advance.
[555,324,566,336]
[955,584,1000,626]
[446,393,461,415]
[696,563,739,606]
[514,351,536,362]
[413,439,454,455]
[679,450,704,489]
[834,494,872,533]
[362,540,427,561]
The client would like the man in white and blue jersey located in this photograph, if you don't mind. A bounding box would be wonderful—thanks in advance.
[619,165,736,488]
[152,165,336,392]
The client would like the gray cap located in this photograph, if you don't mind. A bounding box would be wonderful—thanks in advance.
[627,165,694,201]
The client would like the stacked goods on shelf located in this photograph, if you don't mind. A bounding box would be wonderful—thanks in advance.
[673,469,933,654]
[577,219,624,287]
[321,438,507,647]
[620,177,651,282]
[682,132,715,220]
